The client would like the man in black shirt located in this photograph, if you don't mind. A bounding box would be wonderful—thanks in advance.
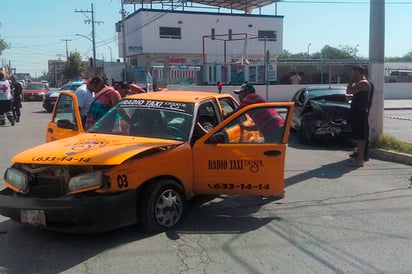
[10,76,22,122]
[346,66,371,167]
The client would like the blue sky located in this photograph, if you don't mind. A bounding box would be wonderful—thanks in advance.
[0,0,410,77]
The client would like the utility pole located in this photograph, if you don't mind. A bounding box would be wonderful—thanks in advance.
[75,3,103,75]
[61,39,72,59]
[121,0,128,82]
[56,54,64,86]
[369,0,385,142]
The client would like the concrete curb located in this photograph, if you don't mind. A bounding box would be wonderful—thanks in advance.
[384,107,412,110]
[370,148,412,166]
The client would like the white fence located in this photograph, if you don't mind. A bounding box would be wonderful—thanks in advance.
[167,83,412,101]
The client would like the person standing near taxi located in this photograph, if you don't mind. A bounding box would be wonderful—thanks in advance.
[0,72,15,126]
[85,76,121,130]
[233,83,284,142]
[74,81,94,127]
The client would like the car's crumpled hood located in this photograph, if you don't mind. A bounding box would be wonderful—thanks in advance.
[310,99,351,109]
[12,133,184,165]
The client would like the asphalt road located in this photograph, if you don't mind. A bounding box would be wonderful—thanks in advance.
[0,101,411,273]
[384,109,412,143]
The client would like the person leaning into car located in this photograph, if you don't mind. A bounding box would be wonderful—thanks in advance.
[233,83,285,143]
[346,65,371,167]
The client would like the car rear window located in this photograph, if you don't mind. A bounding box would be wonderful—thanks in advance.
[26,84,45,90]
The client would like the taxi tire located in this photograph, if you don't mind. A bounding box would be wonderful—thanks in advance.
[139,180,186,233]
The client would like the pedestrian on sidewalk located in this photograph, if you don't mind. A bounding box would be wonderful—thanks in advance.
[346,65,372,167]
[217,81,223,94]
[10,75,23,122]
[0,72,15,126]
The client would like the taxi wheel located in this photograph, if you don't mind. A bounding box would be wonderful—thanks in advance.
[139,180,186,233]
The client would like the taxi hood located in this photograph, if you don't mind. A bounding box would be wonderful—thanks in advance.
[12,133,184,165]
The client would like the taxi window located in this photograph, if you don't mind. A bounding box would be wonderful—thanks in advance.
[53,93,77,125]
[213,106,289,144]
[219,98,238,118]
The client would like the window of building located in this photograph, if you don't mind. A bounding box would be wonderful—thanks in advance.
[258,30,277,41]
[159,27,181,39]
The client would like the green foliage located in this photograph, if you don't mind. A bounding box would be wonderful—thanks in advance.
[278,50,308,59]
[61,51,85,81]
[376,134,412,155]
[313,45,354,59]
[279,45,360,60]
[0,37,9,56]
[385,50,412,62]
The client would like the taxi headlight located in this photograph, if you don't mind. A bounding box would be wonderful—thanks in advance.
[68,171,103,193]
[4,168,29,194]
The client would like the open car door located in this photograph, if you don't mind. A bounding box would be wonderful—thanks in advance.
[193,102,294,198]
[45,91,84,142]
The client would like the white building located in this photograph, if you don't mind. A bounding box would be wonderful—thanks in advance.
[118,4,283,85]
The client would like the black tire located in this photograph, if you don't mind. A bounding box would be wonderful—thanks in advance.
[139,179,186,233]
[299,119,315,145]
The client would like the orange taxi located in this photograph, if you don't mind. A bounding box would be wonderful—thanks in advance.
[0,91,293,233]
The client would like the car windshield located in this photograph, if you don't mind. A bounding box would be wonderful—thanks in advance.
[59,83,83,91]
[307,88,347,100]
[26,83,45,90]
[88,99,195,141]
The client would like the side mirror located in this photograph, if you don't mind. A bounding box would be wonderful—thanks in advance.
[57,119,77,130]
[205,132,225,144]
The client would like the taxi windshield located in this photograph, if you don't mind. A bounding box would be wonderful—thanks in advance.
[88,99,195,141]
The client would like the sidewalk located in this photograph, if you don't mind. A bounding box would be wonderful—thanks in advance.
[372,99,412,165]
[384,99,412,110]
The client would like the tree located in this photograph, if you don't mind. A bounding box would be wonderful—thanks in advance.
[312,45,354,60]
[61,51,85,81]
[0,37,9,56]
[385,50,412,62]
[278,49,308,59]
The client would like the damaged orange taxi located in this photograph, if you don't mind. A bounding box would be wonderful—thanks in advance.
[0,91,293,233]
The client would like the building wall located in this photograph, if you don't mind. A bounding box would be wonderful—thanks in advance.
[120,9,283,63]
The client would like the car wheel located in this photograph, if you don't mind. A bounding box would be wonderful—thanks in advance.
[299,119,315,145]
[139,179,186,233]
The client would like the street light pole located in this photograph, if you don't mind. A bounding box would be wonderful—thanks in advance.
[354,44,359,59]
[307,43,312,59]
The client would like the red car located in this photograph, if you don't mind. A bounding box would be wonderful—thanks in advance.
[23,82,50,101]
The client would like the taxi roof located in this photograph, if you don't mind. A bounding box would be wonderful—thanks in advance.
[125,90,236,104]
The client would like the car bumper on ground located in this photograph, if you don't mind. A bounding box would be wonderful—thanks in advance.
[24,94,43,101]
[0,188,137,233]
[42,98,57,112]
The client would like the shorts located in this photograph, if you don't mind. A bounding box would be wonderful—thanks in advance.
[352,111,369,141]
[0,100,12,114]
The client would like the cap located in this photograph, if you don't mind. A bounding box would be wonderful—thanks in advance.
[234,83,255,94]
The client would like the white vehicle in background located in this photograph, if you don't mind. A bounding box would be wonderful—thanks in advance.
[385,70,412,83]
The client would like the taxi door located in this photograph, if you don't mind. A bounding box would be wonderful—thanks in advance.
[45,91,84,142]
[192,102,293,197]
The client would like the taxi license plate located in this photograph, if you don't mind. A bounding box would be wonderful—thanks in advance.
[29,96,35,100]
[21,210,46,225]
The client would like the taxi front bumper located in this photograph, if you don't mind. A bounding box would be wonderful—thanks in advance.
[0,188,137,233]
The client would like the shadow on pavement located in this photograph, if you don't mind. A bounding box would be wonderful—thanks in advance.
[0,194,277,273]
[285,159,356,187]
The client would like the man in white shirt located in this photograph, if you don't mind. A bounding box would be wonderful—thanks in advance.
[73,83,94,126]
[0,72,15,126]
